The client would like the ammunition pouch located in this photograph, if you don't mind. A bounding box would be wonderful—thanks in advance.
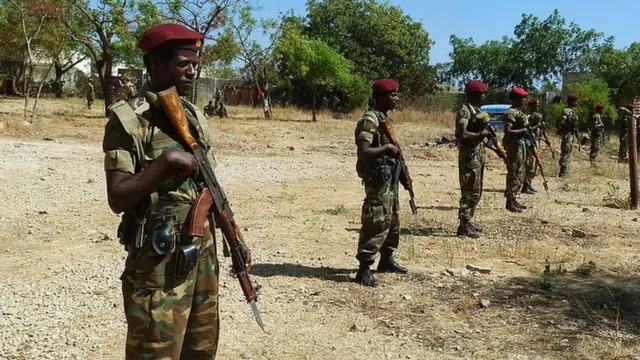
[363,158,395,187]
[151,215,175,255]
[117,213,145,249]
[175,242,199,279]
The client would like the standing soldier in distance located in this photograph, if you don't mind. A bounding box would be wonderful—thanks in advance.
[86,80,95,110]
[354,78,408,287]
[503,86,534,212]
[557,94,579,177]
[102,23,252,359]
[523,98,543,194]
[455,81,506,237]
[617,104,634,162]
[590,104,605,162]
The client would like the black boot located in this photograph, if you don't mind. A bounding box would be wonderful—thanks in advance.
[506,199,523,213]
[521,181,536,194]
[457,219,480,238]
[355,264,379,287]
[515,199,528,210]
[558,166,569,177]
[469,221,483,233]
[377,257,408,274]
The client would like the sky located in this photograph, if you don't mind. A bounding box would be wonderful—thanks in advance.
[255,0,640,65]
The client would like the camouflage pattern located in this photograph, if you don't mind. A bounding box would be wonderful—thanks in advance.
[86,82,95,109]
[355,110,400,265]
[590,113,604,161]
[525,112,544,183]
[103,82,220,359]
[503,107,528,199]
[456,104,486,221]
[617,107,632,161]
[558,108,578,171]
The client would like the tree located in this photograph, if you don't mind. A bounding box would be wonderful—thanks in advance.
[303,0,435,98]
[275,29,367,121]
[592,42,640,103]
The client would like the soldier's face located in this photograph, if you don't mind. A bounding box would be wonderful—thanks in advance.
[377,92,399,111]
[151,49,200,95]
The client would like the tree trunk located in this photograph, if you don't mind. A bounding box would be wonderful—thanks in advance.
[30,59,57,125]
[54,62,63,98]
[312,89,317,122]
[98,53,114,117]
[22,58,28,123]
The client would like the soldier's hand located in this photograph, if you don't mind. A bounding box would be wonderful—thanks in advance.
[480,130,491,138]
[162,150,199,178]
[384,144,400,157]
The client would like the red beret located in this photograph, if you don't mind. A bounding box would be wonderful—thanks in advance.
[138,24,204,54]
[510,86,528,98]
[372,79,399,94]
[567,93,578,101]
[595,104,604,109]
[464,81,488,94]
[528,98,540,105]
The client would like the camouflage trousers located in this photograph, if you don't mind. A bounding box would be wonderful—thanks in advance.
[524,141,539,183]
[356,176,400,265]
[619,129,628,161]
[504,140,524,200]
[590,131,602,161]
[458,164,484,221]
[122,223,219,360]
[559,133,574,170]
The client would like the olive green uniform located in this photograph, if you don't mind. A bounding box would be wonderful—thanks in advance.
[524,112,543,184]
[87,82,95,109]
[456,104,487,222]
[103,83,220,359]
[590,113,604,161]
[354,110,400,265]
[617,107,633,162]
[503,107,528,200]
[557,108,578,175]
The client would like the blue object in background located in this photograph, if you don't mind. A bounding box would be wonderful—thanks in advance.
[480,104,511,131]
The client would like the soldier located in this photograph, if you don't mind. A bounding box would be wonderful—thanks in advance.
[102,23,252,359]
[617,104,634,162]
[203,99,215,116]
[455,81,506,237]
[523,98,543,194]
[354,78,408,287]
[590,104,605,162]
[557,94,579,177]
[86,81,95,109]
[503,86,534,212]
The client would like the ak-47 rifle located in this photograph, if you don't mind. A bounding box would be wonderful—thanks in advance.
[484,124,508,163]
[380,120,418,222]
[156,87,264,330]
[526,125,549,195]
[539,126,557,160]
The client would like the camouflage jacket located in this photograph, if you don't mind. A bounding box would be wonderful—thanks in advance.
[558,108,578,135]
[617,107,633,132]
[503,106,528,145]
[354,110,395,178]
[456,103,485,170]
[592,113,604,134]
[528,112,544,138]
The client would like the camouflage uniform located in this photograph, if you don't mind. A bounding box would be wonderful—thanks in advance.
[503,106,528,200]
[590,113,604,161]
[557,108,578,176]
[456,104,486,223]
[87,82,95,109]
[354,110,400,265]
[103,82,220,359]
[617,107,632,162]
[524,112,543,186]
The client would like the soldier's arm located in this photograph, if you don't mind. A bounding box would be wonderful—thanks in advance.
[456,110,486,142]
[504,110,529,136]
[355,117,398,161]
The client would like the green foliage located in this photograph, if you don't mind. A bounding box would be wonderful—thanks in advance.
[303,0,435,98]
[567,78,615,130]
[592,42,640,102]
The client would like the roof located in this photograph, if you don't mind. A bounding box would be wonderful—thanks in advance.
[481,104,511,114]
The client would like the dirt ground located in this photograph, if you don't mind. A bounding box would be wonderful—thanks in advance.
[1,97,640,360]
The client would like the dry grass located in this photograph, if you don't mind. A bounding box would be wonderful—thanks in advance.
[2,96,640,359]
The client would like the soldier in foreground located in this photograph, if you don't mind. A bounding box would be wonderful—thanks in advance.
[617,104,634,162]
[455,81,507,237]
[523,98,543,194]
[354,79,408,287]
[102,23,252,359]
[503,87,533,212]
[590,104,605,162]
[557,94,579,177]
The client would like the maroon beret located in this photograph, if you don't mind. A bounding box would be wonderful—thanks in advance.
[138,24,204,54]
[464,81,488,94]
[595,104,604,109]
[372,78,399,94]
[510,86,528,98]
[567,93,578,101]
[528,98,540,105]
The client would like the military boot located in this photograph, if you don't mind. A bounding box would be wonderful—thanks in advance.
[521,181,536,194]
[558,166,569,177]
[506,199,523,213]
[377,257,408,274]
[355,264,379,287]
[457,219,480,238]
[515,199,528,210]
[469,221,483,233]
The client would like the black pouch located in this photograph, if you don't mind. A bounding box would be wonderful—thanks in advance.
[175,242,198,279]
[151,215,175,255]
[117,214,144,249]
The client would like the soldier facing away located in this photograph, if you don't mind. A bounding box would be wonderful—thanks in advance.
[503,86,535,213]
[590,104,605,162]
[102,23,252,359]
[455,81,506,238]
[523,98,544,194]
[557,94,579,177]
[86,81,95,109]
[354,78,408,287]
[617,104,635,162]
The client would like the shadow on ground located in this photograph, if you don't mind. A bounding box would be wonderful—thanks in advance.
[418,205,458,211]
[251,263,355,283]
[400,227,455,237]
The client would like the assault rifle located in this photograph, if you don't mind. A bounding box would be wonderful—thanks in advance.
[380,120,418,222]
[157,87,264,330]
[539,125,556,160]
[485,124,508,163]
[526,125,549,195]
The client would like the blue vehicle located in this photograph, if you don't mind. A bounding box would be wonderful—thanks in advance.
[480,104,511,131]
